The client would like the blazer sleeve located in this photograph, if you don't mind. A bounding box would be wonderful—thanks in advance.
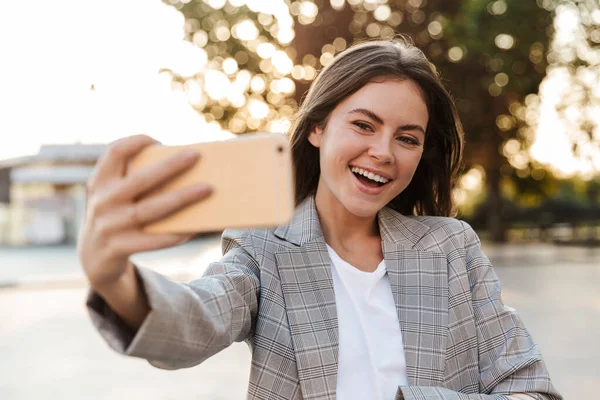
[396,221,562,400]
[86,228,260,370]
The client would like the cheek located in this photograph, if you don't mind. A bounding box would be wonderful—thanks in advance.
[322,134,357,166]
[397,152,423,179]
[318,142,342,179]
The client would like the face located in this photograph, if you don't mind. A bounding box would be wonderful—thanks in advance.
[308,78,429,218]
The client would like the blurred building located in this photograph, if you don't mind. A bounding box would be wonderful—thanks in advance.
[0,144,105,246]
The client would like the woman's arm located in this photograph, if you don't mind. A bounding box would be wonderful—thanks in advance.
[395,221,562,400]
[91,260,151,332]
[86,229,260,370]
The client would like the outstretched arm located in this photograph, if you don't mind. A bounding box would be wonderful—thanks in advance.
[87,229,260,370]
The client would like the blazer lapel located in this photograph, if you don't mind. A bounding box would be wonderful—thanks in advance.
[378,208,449,387]
[275,197,338,400]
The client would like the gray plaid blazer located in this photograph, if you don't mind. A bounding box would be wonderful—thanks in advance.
[87,196,562,400]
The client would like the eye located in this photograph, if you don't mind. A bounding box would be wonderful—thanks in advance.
[396,135,420,146]
[352,121,373,132]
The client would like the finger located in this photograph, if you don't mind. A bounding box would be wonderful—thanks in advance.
[136,183,212,224]
[100,184,213,232]
[105,150,201,204]
[88,135,159,189]
[112,149,201,202]
[108,231,195,256]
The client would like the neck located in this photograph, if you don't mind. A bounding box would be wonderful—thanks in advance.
[314,184,380,248]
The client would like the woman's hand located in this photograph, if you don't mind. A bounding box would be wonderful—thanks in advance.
[78,134,213,293]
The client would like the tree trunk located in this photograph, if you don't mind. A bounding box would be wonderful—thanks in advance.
[486,163,507,243]
[586,178,599,244]
[485,114,508,243]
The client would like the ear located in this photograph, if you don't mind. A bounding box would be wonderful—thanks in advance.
[308,125,324,148]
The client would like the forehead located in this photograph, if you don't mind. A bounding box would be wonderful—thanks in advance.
[335,79,429,125]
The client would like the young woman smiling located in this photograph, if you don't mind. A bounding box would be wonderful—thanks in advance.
[79,38,562,400]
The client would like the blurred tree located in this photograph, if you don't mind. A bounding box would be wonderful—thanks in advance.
[163,0,299,135]
[302,0,554,242]
[547,0,600,203]
[164,0,555,242]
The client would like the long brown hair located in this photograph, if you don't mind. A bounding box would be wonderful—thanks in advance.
[289,36,464,217]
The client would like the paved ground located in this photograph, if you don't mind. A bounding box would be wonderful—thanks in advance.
[1,238,598,399]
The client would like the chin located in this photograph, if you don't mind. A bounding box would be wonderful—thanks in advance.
[341,196,385,218]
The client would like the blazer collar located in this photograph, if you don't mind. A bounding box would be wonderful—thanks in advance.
[274,195,431,248]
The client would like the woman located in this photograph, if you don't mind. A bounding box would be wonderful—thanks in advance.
[80,38,562,399]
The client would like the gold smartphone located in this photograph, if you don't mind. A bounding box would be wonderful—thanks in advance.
[127,133,295,233]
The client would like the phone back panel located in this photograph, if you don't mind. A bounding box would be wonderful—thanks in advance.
[127,133,295,233]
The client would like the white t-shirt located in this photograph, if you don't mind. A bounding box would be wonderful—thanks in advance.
[326,244,409,400]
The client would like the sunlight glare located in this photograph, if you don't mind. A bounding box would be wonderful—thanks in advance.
[0,0,232,161]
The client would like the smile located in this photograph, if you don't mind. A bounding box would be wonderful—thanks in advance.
[348,165,392,195]
[350,166,390,184]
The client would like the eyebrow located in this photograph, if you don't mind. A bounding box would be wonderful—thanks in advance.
[347,108,426,135]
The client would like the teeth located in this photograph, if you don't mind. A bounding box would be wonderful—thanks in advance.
[351,167,389,184]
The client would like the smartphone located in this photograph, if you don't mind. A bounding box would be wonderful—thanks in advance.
[126,133,295,234]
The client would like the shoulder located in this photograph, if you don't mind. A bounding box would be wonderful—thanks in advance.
[407,216,480,252]
[412,215,465,232]
[221,227,284,257]
[407,218,491,286]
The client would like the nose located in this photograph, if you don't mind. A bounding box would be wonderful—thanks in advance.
[367,138,394,164]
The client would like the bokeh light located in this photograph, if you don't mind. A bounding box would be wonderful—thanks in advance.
[488,1,508,16]
[233,20,260,41]
[330,0,345,11]
[447,46,464,62]
[272,51,294,74]
[427,21,443,38]
[373,5,391,22]
[495,72,509,87]
[495,33,515,50]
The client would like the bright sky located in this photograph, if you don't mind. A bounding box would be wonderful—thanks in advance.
[0,0,597,177]
[0,0,230,162]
